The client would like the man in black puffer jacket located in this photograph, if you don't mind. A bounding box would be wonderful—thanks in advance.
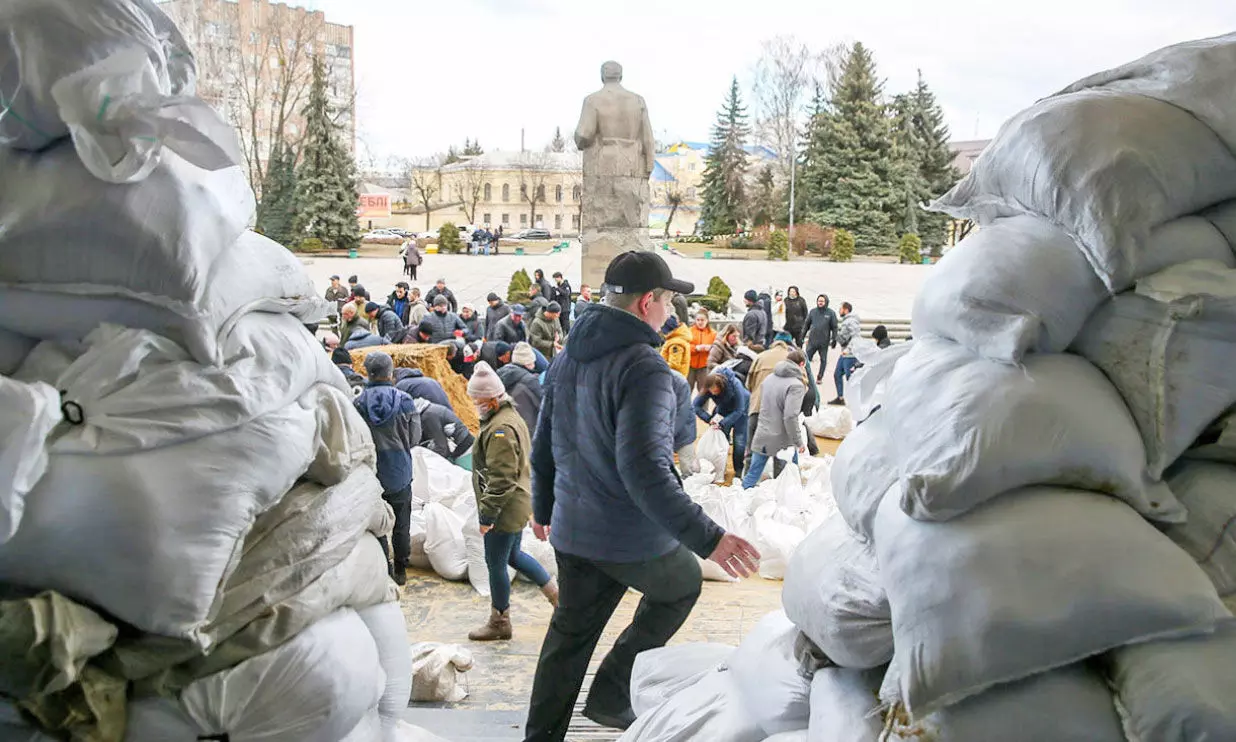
[524,251,760,740]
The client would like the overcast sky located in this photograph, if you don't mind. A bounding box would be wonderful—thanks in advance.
[305,0,1234,166]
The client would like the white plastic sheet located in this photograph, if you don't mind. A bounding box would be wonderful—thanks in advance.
[0,377,60,543]
[410,642,474,703]
[782,515,891,669]
[930,89,1236,292]
[884,338,1181,523]
[630,643,735,717]
[1162,461,1236,597]
[874,486,1231,716]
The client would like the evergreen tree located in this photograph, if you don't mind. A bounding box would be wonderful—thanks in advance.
[444,145,462,165]
[750,165,779,227]
[802,42,899,254]
[293,56,360,251]
[549,127,566,153]
[891,71,960,250]
[699,77,751,235]
[463,138,484,156]
[256,141,298,247]
[792,83,829,228]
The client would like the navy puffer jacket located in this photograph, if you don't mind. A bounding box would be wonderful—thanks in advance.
[531,305,724,563]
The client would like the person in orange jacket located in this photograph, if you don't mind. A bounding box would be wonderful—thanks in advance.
[686,311,717,393]
[660,314,692,378]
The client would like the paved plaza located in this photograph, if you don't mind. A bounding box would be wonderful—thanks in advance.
[301,244,930,321]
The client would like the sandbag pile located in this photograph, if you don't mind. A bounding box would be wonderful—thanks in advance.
[625,33,1236,742]
[0,3,412,740]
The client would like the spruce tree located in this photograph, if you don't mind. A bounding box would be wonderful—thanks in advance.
[549,127,566,153]
[256,142,298,247]
[891,71,960,251]
[804,43,899,255]
[463,138,484,156]
[699,77,751,235]
[293,56,361,251]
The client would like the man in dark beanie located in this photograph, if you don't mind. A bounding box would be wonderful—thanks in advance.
[366,301,405,342]
[485,292,512,340]
[741,289,767,346]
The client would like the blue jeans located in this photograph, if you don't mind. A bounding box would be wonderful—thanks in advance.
[742,450,797,489]
[485,529,551,612]
[724,416,748,476]
[834,355,859,398]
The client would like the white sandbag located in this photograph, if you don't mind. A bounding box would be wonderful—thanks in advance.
[727,611,813,735]
[697,428,730,484]
[358,602,414,733]
[911,215,1107,362]
[1108,622,1236,742]
[1161,461,1236,597]
[804,407,852,439]
[763,732,807,741]
[423,502,468,581]
[412,446,473,507]
[409,506,431,570]
[14,311,345,455]
[517,526,559,582]
[698,554,739,583]
[410,642,473,703]
[1188,411,1236,464]
[930,89,1236,292]
[124,609,385,742]
[459,503,513,596]
[753,517,804,581]
[630,643,735,717]
[807,667,886,742]
[885,338,1181,523]
[0,377,60,543]
[874,486,1231,715]
[783,516,890,669]
[0,384,327,640]
[395,720,454,742]
[618,669,764,742]
[0,0,195,151]
[1140,214,1236,275]
[844,341,911,424]
[829,409,897,543]
[340,708,383,742]
[1073,260,1236,477]
[1206,199,1236,249]
[0,328,35,375]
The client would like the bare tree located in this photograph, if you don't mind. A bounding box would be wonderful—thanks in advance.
[751,36,849,177]
[663,188,685,239]
[517,152,554,230]
[409,157,444,231]
[455,160,486,225]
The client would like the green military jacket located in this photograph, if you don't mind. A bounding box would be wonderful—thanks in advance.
[473,400,534,533]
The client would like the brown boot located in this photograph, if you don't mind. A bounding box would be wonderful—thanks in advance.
[540,578,559,609]
[468,608,512,641]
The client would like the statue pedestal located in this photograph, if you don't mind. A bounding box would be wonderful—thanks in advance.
[581,227,653,290]
[580,174,652,289]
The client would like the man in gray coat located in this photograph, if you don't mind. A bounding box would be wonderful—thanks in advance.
[741,350,808,488]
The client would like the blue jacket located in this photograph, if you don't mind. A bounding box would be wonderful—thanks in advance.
[672,372,696,450]
[392,368,451,408]
[354,382,422,493]
[693,365,749,432]
[532,305,724,563]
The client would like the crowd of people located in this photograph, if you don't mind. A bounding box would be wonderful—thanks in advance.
[327,255,889,741]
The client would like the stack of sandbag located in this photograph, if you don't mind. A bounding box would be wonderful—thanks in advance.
[627,33,1236,742]
[0,3,413,740]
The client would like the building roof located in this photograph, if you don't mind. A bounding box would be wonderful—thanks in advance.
[650,160,676,183]
[439,150,581,173]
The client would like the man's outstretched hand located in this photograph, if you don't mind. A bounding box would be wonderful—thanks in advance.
[708,533,761,579]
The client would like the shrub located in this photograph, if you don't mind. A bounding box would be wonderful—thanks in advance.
[296,237,327,253]
[437,222,463,254]
[899,233,924,264]
[767,230,790,261]
[791,223,833,257]
[507,268,532,303]
[832,229,855,263]
[706,276,732,309]
[690,294,729,313]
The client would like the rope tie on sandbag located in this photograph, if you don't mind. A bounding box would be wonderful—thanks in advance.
[58,391,84,425]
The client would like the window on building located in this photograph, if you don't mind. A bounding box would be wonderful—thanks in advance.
[572,185,582,201]
[502,183,510,202]
[336,45,352,59]
[555,185,563,203]
[501,213,510,225]
[483,183,491,201]
[325,44,337,56]
[687,187,696,199]
[249,31,259,43]
[555,214,563,229]
[688,162,696,172]
[520,214,528,225]
[483,213,491,225]
[536,184,545,201]
[572,214,580,229]
[520,184,527,199]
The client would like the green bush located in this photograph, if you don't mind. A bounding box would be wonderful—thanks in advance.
[899,233,924,264]
[767,230,790,261]
[507,268,532,303]
[706,276,732,309]
[295,237,327,253]
[832,229,855,263]
[438,222,463,254]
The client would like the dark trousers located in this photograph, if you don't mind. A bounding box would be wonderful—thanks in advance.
[742,411,759,476]
[687,366,708,394]
[524,545,703,742]
[806,343,829,381]
[485,529,551,612]
[377,486,412,569]
[835,355,860,398]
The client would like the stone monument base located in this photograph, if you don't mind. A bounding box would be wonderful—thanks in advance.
[581,227,653,290]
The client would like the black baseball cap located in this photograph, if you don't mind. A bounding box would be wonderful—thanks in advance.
[604,251,694,295]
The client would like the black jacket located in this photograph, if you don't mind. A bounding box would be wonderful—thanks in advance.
[374,307,404,341]
[461,314,482,343]
[413,398,474,462]
[758,293,774,345]
[423,310,467,343]
[497,363,543,435]
[392,368,451,408]
[531,304,724,563]
[551,280,573,311]
[425,286,458,313]
[484,302,511,339]
[477,341,507,371]
[803,306,839,349]
[386,291,413,325]
[742,306,768,346]
[784,296,809,338]
[490,315,527,345]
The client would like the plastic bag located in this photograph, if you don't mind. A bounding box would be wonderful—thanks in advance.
[423,503,468,581]
[630,643,735,717]
[0,377,61,543]
[410,643,474,703]
[697,428,730,484]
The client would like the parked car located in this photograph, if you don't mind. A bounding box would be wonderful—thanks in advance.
[361,229,403,242]
[512,228,552,240]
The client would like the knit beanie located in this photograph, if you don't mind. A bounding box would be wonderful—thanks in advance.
[744,289,758,303]
[363,351,394,380]
[331,347,352,366]
[511,342,536,368]
[487,292,500,302]
[494,341,513,358]
[364,301,381,314]
[468,362,505,399]
[662,315,679,334]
